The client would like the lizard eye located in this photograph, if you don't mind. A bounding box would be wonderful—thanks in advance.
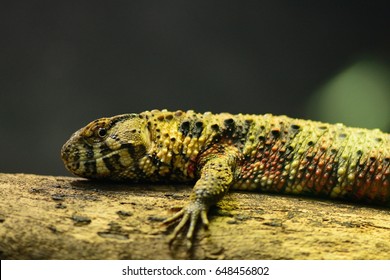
[97,127,107,138]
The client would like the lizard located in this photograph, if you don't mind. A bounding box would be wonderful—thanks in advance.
[61,109,390,248]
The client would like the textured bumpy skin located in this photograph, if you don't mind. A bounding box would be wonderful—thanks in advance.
[61,110,390,247]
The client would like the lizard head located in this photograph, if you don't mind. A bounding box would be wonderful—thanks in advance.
[61,114,151,180]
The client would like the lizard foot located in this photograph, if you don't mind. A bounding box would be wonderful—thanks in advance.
[162,201,209,250]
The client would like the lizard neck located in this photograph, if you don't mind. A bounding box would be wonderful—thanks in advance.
[138,110,213,181]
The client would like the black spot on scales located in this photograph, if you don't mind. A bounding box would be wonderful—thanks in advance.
[178,120,204,138]
[84,161,97,175]
[271,129,281,138]
[109,114,136,129]
[103,155,119,172]
[179,121,190,136]
[223,118,236,137]
[121,143,147,159]
[192,121,204,138]
[85,145,94,159]
[165,114,173,121]
[98,143,114,156]
[290,124,300,130]
[211,124,220,131]
[224,118,235,129]
[317,125,327,130]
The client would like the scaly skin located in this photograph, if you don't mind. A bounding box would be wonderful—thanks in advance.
[61,109,390,248]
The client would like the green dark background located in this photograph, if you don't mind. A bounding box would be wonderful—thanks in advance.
[1,1,389,176]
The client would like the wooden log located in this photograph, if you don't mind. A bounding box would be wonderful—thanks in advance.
[0,173,389,259]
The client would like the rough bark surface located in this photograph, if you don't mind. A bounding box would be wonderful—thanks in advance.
[0,173,389,260]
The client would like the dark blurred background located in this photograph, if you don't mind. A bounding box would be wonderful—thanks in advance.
[1,1,390,176]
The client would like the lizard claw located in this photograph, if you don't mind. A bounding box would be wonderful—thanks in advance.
[162,201,209,249]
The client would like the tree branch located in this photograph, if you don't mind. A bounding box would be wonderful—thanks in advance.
[0,173,389,259]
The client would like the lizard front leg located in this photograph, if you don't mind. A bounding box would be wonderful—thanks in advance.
[163,146,239,249]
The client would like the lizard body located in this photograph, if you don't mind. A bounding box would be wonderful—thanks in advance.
[61,109,390,246]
